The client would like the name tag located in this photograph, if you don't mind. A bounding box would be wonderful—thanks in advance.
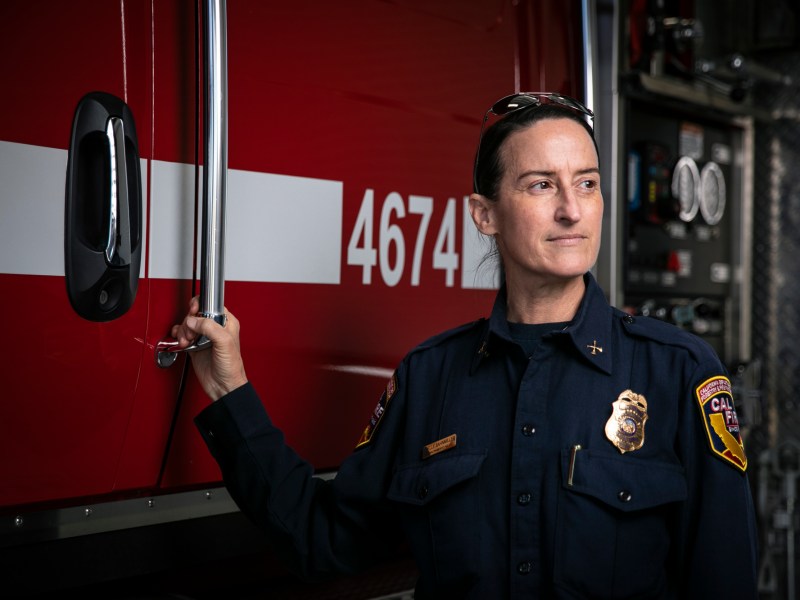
[421,434,457,459]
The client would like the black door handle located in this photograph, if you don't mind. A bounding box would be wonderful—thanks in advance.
[65,92,142,322]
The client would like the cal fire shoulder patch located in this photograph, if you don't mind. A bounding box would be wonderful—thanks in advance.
[355,372,398,449]
[695,375,747,472]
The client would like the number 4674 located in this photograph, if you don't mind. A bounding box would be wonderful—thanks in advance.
[346,189,460,287]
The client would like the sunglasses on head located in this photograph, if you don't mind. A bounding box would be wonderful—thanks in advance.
[472,92,594,195]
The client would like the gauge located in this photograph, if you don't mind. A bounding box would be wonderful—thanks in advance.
[699,161,726,225]
[671,156,700,222]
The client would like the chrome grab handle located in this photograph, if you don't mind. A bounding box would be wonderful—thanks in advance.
[105,116,131,266]
[580,0,596,114]
[200,0,228,324]
[156,0,228,368]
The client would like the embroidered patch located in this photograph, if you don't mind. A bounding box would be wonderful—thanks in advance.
[695,376,747,472]
[355,372,398,449]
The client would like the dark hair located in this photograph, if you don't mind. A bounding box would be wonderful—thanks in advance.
[473,104,598,199]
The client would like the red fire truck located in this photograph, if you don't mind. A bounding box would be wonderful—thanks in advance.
[0,0,589,592]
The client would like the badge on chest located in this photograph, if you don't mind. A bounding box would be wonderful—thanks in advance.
[605,389,648,453]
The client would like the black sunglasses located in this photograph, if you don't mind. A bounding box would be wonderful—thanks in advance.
[472,92,594,195]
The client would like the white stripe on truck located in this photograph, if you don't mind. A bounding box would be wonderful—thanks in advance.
[0,141,69,276]
[1,141,495,289]
[149,160,343,283]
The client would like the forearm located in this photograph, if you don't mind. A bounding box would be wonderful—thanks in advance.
[194,383,397,578]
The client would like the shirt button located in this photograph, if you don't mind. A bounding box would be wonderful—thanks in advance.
[521,424,536,436]
[517,561,532,575]
[517,493,531,505]
[419,486,429,500]
[623,314,635,324]
[618,490,632,503]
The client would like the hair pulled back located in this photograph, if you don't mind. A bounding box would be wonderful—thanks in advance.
[473,104,598,200]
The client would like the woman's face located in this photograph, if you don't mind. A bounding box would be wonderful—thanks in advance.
[472,117,603,286]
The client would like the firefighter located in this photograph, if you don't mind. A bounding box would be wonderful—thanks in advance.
[172,94,758,598]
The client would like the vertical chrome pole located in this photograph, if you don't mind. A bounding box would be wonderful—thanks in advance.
[155,0,228,367]
[199,0,227,326]
[580,0,596,114]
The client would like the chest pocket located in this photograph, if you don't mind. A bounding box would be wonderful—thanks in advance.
[554,448,687,599]
[388,451,486,592]
[387,451,486,505]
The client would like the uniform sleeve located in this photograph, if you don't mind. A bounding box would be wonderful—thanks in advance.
[675,359,759,598]
[194,368,409,580]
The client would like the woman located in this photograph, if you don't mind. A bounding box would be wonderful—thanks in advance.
[172,94,758,598]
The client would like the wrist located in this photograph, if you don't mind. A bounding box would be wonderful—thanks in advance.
[211,374,248,402]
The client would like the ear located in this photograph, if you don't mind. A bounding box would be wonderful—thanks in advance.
[469,193,498,236]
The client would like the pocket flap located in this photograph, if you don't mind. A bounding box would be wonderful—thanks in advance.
[561,448,687,512]
[388,451,486,506]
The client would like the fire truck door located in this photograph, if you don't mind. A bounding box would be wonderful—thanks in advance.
[0,1,154,507]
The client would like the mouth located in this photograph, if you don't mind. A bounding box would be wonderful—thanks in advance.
[548,234,587,245]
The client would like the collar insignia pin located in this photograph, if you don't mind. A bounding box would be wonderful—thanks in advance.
[587,340,603,355]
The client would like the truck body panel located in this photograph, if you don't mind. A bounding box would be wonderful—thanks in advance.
[0,0,582,520]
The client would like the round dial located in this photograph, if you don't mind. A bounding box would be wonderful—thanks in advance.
[671,156,700,222]
[699,161,726,226]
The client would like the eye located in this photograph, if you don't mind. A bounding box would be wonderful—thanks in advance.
[579,178,599,190]
[530,180,551,191]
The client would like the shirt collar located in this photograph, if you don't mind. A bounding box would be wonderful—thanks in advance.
[471,273,613,375]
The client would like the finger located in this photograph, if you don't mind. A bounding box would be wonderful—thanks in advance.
[172,317,201,346]
[170,298,201,341]
[171,323,191,343]
[185,315,229,344]
[184,296,201,320]
[223,309,240,334]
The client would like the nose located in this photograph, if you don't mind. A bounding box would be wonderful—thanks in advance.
[555,187,581,223]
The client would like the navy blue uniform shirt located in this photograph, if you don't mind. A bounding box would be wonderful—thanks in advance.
[196,273,758,598]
